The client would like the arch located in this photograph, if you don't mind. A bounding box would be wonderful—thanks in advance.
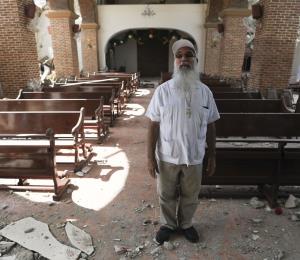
[97,4,207,71]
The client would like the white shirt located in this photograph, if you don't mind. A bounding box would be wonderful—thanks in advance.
[145,79,220,165]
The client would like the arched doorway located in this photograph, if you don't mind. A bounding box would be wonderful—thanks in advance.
[106,29,196,77]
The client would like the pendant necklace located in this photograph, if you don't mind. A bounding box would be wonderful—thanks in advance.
[185,90,192,118]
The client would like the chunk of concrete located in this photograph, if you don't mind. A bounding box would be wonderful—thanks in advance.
[0,241,16,254]
[285,194,299,208]
[250,197,265,209]
[65,222,94,255]
[0,217,81,260]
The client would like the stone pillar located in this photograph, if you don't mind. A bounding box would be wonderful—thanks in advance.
[81,23,99,73]
[47,10,79,78]
[249,0,300,90]
[219,8,251,79]
[0,0,39,97]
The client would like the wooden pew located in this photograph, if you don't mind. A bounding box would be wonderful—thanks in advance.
[0,128,69,200]
[203,113,300,207]
[17,90,116,127]
[215,99,291,113]
[42,84,124,116]
[0,109,87,169]
[213,92,263,99]
[0,98,107,142]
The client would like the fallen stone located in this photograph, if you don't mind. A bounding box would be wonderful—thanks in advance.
[0,217,81,260]
[285,194,299,208]
[163,241,174,250]
[15,249,35,260]
[75,171,85,177]
[114,245,128,255]
[0,241,16,254]
[274,249,285,260]
[65,222,94,255]
[250,197,265,209]
[81,165,92,174]
[1,204,8,210]
[252,234,260,241]
[251,218,263,224]
[291,214,300,221]
[143,219,152,226]
[150,246,162,256]
[0,256,16,260]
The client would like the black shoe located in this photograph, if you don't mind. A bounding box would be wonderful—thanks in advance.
[155,226,174,245]
[182,226,199,243]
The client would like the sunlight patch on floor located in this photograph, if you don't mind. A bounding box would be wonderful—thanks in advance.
[71,146,129,211]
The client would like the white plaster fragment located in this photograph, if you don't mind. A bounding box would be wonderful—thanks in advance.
[0,217,81,260]
[65,222,94,255]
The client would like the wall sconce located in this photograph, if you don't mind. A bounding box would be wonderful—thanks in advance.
[252,4,263,19]
[217,23,224,34]
[24,3,36,19]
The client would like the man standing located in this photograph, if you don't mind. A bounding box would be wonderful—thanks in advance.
[145,39,220,244]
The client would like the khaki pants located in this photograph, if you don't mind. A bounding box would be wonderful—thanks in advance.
[157,160,203,230]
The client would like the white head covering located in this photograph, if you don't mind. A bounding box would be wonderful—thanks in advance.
[172,39,196,55]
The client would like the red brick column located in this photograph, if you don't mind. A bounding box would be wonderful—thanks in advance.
[0,0,39,97]
[80,23,99,73]
[204,23,222,75]
[249,0,300,90]
[219,8,251,79]
[46,10,79,78]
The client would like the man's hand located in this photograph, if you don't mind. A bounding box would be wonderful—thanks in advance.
[206,155,216,176]
[148,157,159,179]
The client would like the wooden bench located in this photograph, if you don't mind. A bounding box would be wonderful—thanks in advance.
[215,98,291,113]
[17,90,116,127]
[42,84,124,116]
[213,92,263,99]
[0,128,69,200]
[0,98,107,142]
[0,109,87,170]
[202,113,300,207]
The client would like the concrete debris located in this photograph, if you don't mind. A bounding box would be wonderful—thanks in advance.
[250,197,265,209]
[143,219,152,226]
[215,185,222,189]
[0,204,8,210]
[284,194,299,209]
[163,241,175,250]
[81,165,92,174]
[0,256,17,260]
[290,214,300,221]
[75,171,85,177]
[274,249,285,260]
[65,222,94,255]
[113,238,121,241]
[251,218,263,224]
[253,230,259,234]
[15,249,35,260]
[265,205,272,212]
[252,234,260,241]
[126,245,144,258]
[0,222,6,229]
[150,246,162,256]
[0,217,81,260]
[0,241,16,254]
[114,245,129,255]
[209,199,217,202]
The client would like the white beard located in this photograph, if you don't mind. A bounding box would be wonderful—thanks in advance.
[172,62,199,95]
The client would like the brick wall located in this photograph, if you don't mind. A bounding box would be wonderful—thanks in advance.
[204,25,222,75]
[81,23,99,73]
[47,10,79,78]
[219,8,250,79]
[0,0,39,98]
[249,0,300,90]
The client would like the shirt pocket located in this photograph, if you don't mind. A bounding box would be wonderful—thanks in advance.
[194,105,209,139]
